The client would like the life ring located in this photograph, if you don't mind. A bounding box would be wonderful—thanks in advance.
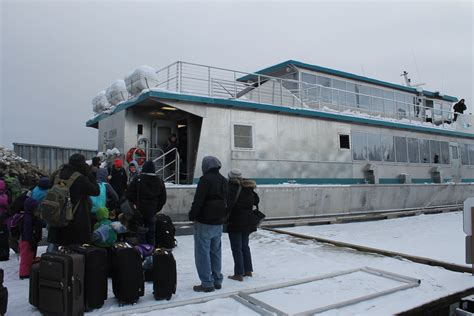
[126,147,146,166]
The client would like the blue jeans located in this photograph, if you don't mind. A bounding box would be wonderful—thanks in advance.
[228,232,253,276]
[193,222,223,288]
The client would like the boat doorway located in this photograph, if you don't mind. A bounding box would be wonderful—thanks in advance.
[150,113,202,184]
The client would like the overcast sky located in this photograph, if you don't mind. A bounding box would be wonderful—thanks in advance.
[1,0,473,150]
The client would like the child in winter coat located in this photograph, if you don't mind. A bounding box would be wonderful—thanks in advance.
[19,198,42,279]
[0,180,10,261]
[91,207,117,247]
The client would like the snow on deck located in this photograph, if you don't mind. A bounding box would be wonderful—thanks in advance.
[1,213,473,315]
[282,211,469,267]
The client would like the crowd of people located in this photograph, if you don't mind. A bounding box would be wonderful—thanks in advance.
[0,152,262,293]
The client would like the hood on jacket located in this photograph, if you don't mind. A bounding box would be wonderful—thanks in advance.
[0,180,5,193]
[129,160,140,172]
[201,156,221,174]
[96,168,109,183]
[96,207,109,222]
[141,160,155,174]
[229,178,256,189]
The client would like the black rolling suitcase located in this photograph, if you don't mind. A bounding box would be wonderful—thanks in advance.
[38,252,85,316]
[152,249,176,300]
[110,242,144,305]
[155,214,176,249]
[69,245,108,311]
[29,262,40,308]
[0,224,9,261]
[0,269,7,316]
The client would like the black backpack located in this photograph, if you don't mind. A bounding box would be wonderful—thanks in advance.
[155,213,176,250]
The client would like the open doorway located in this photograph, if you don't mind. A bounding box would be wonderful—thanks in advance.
[150,113,202,184]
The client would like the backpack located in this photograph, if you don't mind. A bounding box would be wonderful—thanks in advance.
[38,171,81,227]
[3,177,21,205]
[90,183,106,214]
[155,213,176,249]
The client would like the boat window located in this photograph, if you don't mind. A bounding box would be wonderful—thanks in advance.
[460,143,469,165]
[339,134,350,149]
[352,132,367,160]
[430,140,441,164]
[440,142,450,164]
[394,136,408,162]
[420,139,430,163]
[470,144,474,165]
[233,124,253,149]
[317,76,331,103]
[317,76,331,87]
[407,138,420,163]
[367,133,382,161]
[381,135,395,162]
[301,73,317,84]
[333,80,346,105]
[371,88,384,113]
[450,145,459,160]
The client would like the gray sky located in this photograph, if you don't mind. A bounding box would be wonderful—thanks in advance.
[1,0,473,150]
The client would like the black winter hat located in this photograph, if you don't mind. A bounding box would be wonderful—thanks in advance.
[141,160,155,173]
[69,153,86,167]
[37,177,50,190]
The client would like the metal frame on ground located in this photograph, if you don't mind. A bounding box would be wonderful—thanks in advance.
[104,267,420,316]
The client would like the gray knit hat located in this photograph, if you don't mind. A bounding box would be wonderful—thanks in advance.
[228,168,242,179]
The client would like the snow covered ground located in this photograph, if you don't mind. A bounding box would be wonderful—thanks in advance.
[282,211,468,267]
[1,212,473,315]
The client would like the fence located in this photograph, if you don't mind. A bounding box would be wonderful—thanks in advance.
[13,143,96,174]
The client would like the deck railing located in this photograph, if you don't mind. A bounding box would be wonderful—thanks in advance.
[153,61,457,126]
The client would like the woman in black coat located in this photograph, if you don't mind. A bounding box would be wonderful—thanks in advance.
[226,168,259,282]
[47,154,100,247]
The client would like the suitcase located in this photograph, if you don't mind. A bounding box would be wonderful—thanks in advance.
[155,214,176,249]
[0,269,7,316]
[152,249,176,300]
[69,245,108,311]
[29,263,40,308]
[0,224,9,261]
[38,252,85,316]
[110,242,144,305]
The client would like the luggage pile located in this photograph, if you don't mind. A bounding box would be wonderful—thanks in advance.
[29,212,178,314]
[105,80,128,106]
[124,65,159,96]
[92,91,110,114]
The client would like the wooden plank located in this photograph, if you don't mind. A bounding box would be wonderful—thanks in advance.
[264,228,472,274]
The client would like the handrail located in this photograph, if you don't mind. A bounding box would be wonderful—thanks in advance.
[152,61,459,126]
[153,147,180,184]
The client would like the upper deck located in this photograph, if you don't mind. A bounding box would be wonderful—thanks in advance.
[87,60,473,139]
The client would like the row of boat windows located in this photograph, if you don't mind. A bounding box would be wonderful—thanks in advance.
[459,143,474,165]
[351,131,452,164]
[296,72,451,117]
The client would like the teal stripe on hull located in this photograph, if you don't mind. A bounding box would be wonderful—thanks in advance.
[461,179,474,183]
[86,90,474,140]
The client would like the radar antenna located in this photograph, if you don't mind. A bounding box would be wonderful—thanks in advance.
[401,71,425,88]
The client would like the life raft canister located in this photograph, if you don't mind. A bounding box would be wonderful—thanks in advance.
[125,147,146,166]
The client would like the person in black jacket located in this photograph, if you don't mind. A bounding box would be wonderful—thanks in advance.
[127,160,166,245]
[109,159,128,199]
[453,99,467,122]
[47,154,100,248]
[189,156,228,292]
[226,168,259,282]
